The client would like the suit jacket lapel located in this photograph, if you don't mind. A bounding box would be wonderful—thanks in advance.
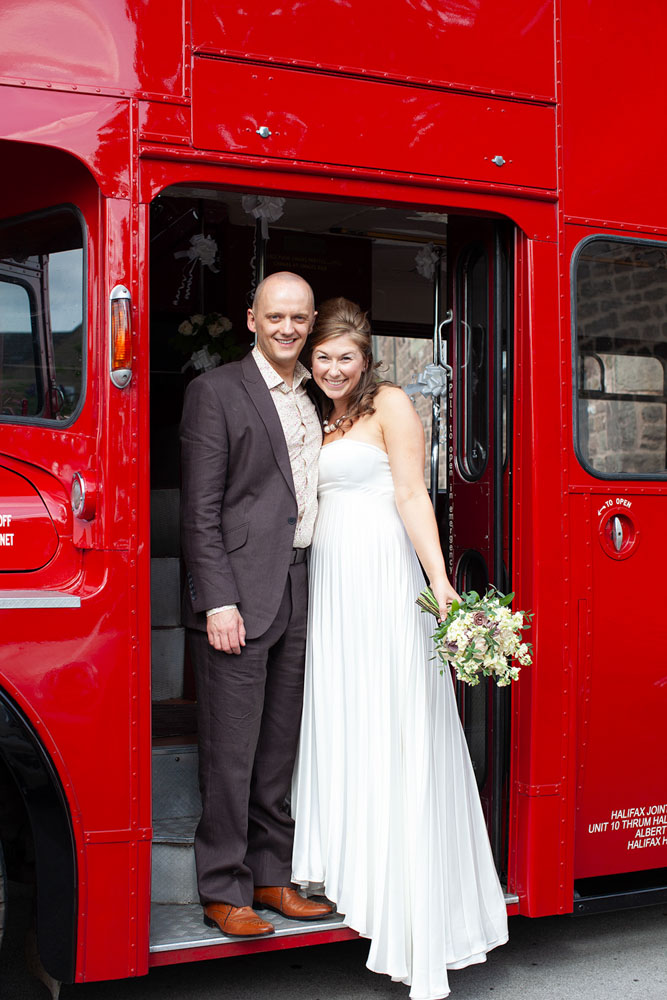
[241,353,296,500]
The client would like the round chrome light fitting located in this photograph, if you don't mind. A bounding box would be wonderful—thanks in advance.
[71,473,86,517]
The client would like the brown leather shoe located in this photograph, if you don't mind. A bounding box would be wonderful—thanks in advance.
[203,903,274,937]
[253,886,334,921]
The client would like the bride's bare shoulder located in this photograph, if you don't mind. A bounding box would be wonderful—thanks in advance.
[373,385,414,410]
[375,384,417,416]
[374,385,423,442]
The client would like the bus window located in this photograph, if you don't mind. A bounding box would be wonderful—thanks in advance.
[0,280,36,416]
[373,333,438,486]
[574,237,667,477]
[0,207,84,423]
[371,235,447,491]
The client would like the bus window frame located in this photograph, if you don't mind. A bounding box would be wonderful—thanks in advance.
[571,233,667,482]
[0,273,44,416]
[455,241,490,483]
[0,203,87,429]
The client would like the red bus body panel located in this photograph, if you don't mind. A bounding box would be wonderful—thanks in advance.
[0,0,665,983]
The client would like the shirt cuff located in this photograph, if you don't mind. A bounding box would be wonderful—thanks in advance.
[206,605,237,617]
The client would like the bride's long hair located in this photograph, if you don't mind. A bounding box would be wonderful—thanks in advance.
[308,297,392,430]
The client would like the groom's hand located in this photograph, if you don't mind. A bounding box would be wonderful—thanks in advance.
[207,608,247,655]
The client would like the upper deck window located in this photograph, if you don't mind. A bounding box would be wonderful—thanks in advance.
[0,207,85,423]
[574,237,667,478]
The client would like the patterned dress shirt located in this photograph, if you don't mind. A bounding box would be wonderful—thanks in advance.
[251,346,321,546]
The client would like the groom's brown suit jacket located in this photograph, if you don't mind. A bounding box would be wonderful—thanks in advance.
[180,351,316,640]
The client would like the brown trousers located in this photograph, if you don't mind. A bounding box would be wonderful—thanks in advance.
[189,562,308,907]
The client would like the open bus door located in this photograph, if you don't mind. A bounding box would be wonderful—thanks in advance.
[430,217,514,876]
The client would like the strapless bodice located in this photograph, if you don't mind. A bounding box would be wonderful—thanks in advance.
[317,438,395,499]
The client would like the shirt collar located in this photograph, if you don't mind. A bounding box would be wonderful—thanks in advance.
[252,346,311,393]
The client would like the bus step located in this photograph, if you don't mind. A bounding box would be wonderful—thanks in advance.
[152,816,199,904]
[152,745,201,904]
[152,744,201,819]
[149,902,347,955]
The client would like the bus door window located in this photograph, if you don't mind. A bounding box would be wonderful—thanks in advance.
[457,245,490,481]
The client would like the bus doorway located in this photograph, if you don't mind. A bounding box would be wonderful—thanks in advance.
[146,189,516,960]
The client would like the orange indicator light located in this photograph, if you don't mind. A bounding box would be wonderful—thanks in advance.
[109,284,132,388]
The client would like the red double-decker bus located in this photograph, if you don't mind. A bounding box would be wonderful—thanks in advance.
[1,0,666,989]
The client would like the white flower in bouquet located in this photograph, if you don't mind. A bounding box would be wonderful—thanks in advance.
[208,316,233,338]
[416,586,533,687]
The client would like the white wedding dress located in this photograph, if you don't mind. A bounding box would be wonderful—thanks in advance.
[291,439,508,1000]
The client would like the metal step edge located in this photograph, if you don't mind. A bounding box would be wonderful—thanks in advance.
[152,744,198,756]
[149,902,347,953]
[153,816,198,844]
[153,836,195,846]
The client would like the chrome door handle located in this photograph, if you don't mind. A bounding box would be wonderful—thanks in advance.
[611,515,623,552]
[436,310,453,366]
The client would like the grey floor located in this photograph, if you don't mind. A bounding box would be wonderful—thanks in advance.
[1,882,666,1000]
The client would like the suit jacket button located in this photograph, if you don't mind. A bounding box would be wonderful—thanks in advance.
[288,516,297,525]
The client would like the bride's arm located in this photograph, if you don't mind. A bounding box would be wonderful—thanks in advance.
[377,387,459,617]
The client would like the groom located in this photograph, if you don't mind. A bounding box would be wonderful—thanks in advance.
[180,271,332,936]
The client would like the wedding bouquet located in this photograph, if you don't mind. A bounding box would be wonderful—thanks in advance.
[416,586,532,686]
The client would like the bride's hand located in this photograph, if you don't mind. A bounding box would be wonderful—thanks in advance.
[431,579,461,622]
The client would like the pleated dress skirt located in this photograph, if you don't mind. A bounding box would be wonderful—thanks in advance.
[292,439,508,1000]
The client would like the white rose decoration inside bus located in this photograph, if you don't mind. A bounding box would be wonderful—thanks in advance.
[173,233,221,307]
[416,586,533,686]
[175,312,234,373]
[414,242,440,281]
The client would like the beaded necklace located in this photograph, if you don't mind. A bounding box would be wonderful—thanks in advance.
[322,413,348,434]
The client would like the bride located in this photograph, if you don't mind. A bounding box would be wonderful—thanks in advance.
[291,298,508,1000]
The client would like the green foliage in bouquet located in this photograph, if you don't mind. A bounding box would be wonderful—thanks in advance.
[416,585,533,686]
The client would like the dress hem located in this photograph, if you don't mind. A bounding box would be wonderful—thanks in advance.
[363,925,509,1000]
